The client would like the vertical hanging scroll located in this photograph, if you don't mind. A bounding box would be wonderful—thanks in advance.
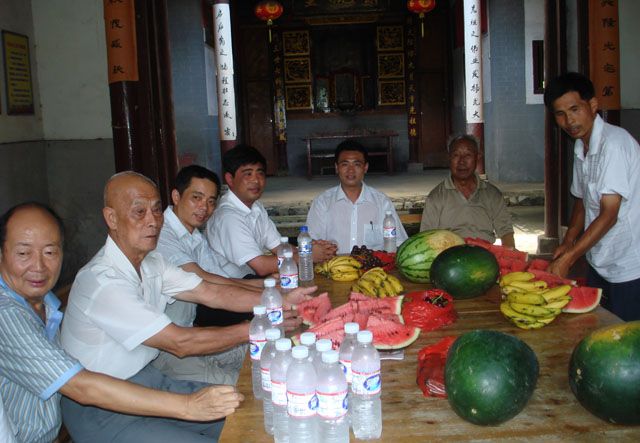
[405,17,418,140]
[213,3,237,140]
[103,0,138,83]
[463,0,483,123]
[588,0,620,110]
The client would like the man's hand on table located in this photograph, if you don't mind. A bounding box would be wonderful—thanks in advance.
[312,240,338,263]
[186,385,244,421]
[281,286,323,332]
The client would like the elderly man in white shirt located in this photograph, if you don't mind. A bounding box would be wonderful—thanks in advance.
[154,165,264,385]
[306,140,408,255]
[206,145,336,278]
[60,171,316,442]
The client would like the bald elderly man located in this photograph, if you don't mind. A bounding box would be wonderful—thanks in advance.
[0,203,241,443]
[60,172,317,442]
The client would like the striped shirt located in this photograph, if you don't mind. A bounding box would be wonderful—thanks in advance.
[0,282,83,443]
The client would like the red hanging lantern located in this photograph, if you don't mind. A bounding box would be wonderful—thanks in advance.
[407,0,436,38]
[254,1,284,43]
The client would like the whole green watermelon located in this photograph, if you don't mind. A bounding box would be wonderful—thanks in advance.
[569,321,640,424]
[445,330,539,425]
[430,244,499,299]
[395,230,464,283]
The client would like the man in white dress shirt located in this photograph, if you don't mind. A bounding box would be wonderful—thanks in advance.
[60,171,315,441]
[545,72,640,321]
[306,140,408,254]
[206,144,336,278]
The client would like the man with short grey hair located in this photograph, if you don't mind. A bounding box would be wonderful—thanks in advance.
[420,134,514,247]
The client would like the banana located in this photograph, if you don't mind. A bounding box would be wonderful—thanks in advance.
[509,302,560,318]
[357,279,377,297]
[507,292,546,306]
[330,264,361,274]
[499,271,535,287]
[501,285,530,295]
[375,284,389,298]
[544,296,572,309]
[500,302,539,324]
[331,271,360,282]
[380,279,397,297]
[329,256,362,268]
[360,271,386,286]
[536,315,558,325]
[541,284,573,302]
[385,274,404,294]
[512,320,547,330]
[509,280,548,291]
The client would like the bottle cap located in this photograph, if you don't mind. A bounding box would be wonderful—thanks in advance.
[344,322,360,334]
[253,305,267,315]
[322,350,339,364]
[315,339,332,353]
[292,345,309,359]
[266,328,281,340]
[300,332,317,346]
[385,210,392,216]
[300,225,309,233]
[275,338,292,351]
[280,236,289,243]
[357,330,373,344]
[284,250,293,258]
[264,277,276,288]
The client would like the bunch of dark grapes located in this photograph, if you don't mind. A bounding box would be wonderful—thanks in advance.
[350,245,384,270]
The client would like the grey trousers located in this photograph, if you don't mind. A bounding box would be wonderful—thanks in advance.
[61,364,224,443]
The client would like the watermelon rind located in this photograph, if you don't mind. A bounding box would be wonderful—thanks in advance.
[445,330,539,425]
[366,316,420,350]
[569,321,640,425]
[396,230,464,283]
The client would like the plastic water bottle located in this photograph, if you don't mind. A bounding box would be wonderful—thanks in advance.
[338,322,359,385]
[350,330,382,440]
[277,236,293,270]
[261,328,281,435]
[383,210,397,253]
[287,346,318,443]
[280,250,299,292]
[316,350,349,443]
[262,277,284,333]
[249,305,271,399]
[271,338,293,443]
[300,332,317,365]
[314,339,333,372]
[298,226,314,282]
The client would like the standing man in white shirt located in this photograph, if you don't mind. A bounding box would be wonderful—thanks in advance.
[206,144,336,278]
[306,140,408,254]
[60,171,316,442]
[153,165,262,385]
[545,72,640,321]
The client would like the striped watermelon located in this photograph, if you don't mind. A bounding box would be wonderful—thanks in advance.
[396,230,465,283]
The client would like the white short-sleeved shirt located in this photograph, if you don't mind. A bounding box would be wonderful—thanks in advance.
[0,397,16,443]
[206,190,281,278]
[60,236,203,380]
[570,114,640,283]
[306,183,408,254]
[156,206,224,327]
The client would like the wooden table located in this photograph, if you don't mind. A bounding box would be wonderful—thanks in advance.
[220,276,639,442]
[304,130,398,179]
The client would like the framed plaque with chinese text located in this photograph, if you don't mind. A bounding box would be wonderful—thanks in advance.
[284,58,311,83]
[378,53,404,78]
[377,26,403,52]
[283,31,310,56]
[2,31,34,115]
[285,84,312,110]
[378,80,405,106]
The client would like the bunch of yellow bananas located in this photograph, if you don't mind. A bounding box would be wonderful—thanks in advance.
[314,256,363,281]
[499,271,572,329]
[351,267,404,298]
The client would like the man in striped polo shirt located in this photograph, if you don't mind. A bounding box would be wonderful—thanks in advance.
[0,203,243,442]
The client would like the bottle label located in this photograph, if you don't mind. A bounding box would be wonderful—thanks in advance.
[351,369,381,395]
[280,273,299,289]
[287,391,318,418]
[317,389,348,419]
[249,335,266,361]
[267,307,284,325]
[261,367,272,392]
[383,226,396,239]
[272,380,287,406]
[339,359,352,384]
[277,255,284,269]
[299,241,312,255]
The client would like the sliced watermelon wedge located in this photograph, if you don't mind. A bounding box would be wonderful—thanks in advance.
[365,315,420,350]
[527,258,550,271]
[528,269,577,287]
[298,293,332,326]
[562,286,602,313]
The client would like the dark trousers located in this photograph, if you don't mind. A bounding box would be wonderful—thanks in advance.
[587,265,640,321]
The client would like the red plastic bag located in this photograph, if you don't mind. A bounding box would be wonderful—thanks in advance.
[416,336,457,398]
[401,289,457,331]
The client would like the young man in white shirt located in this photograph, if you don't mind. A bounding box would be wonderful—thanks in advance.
[206,144,336,278]
[545,72,640,321]
[306,140,408,254]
